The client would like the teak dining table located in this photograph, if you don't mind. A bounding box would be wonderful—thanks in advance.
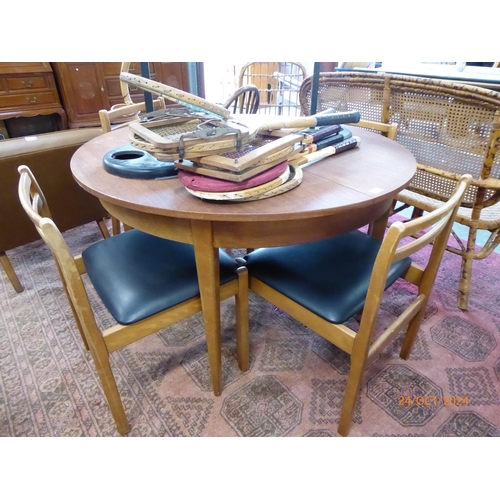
[70,125,417,397]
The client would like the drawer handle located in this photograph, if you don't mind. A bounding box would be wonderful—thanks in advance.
[129,86,138,92]
[26,96,38,103]
[22,80,33,88]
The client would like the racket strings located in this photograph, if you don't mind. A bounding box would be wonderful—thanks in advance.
[219,136,276,159]
[147,121,214,140]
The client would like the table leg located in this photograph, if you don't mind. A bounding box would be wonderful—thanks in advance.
[191,219,222,396]
[368,204,392,240]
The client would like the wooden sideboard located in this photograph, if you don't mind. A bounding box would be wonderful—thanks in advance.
[0,62,68,136]
[51,62,190,128]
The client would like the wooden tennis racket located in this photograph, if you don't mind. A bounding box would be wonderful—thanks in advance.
[119,73,361,166]
[183,165,303,202]
[120,72,360,135]
[120,72,231,119]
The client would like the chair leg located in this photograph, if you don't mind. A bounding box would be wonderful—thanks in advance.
[457,228,477,311]
[0,251,24,293]
[111,217,121,236]
[96,219,111,239]
[400,307,427,360]
[338,353,367,437]
[235,267,249,372]
[88,343,129,435]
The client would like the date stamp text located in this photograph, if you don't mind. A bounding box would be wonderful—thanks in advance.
[398,395,469,406]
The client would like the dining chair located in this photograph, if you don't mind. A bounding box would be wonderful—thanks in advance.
[98,97,167,134]
[18,165,249,436]
[244,174,471,436]
[98,91,166,235]
[223,85,260,114]
[238,62,307,116]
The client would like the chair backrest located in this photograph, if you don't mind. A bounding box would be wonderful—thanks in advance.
[99,97,166,133]
[238,62,307,116]
[223,85,260,114]
[362,174,471,330]
[17,166,99,339]
[299,72,500,209]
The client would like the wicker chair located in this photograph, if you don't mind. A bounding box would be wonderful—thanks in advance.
[300,72,500,310]
[238,62,307,116]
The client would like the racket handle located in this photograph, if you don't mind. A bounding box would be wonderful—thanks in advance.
[307,124,342,142]
[259,111,360,132]
[292,137,361,166]
[314,111,360,126]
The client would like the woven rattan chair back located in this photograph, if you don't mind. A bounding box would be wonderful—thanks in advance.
[238,62,307,116]
[300,72,500,310]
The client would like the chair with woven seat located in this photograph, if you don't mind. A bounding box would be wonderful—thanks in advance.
[238,62,307,116]
[244,175,470,436]
[299,71,500,310]
[18,165,249,436]
[223,84,260,114]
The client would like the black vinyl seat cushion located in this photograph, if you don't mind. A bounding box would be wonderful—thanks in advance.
[82,229,239,325]
[244,230,412,324]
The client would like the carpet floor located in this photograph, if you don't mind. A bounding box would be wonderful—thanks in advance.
[1,221,499,437]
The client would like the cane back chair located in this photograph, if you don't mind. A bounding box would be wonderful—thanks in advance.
[238,62,307,116]
[300,71,500,310]
[18,165,249,435]
[245,175,471,436]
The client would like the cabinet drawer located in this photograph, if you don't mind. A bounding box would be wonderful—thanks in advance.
[6,75,51,92]
[0,91,59,109]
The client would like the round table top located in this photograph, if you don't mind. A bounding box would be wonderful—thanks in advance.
[71,126,416,223]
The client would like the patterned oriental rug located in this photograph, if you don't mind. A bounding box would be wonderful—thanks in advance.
[1,220,500,437]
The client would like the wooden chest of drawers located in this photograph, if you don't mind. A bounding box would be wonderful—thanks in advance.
[52,62,190,128]
[0,62,67,130]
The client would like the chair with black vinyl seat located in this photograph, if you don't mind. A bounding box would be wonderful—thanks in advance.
[223,85,260,114]
[244,174,471,436]
[18,165,249,436]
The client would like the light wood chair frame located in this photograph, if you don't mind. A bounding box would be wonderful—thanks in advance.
[18,165,249,436]
[248,175,471,436]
